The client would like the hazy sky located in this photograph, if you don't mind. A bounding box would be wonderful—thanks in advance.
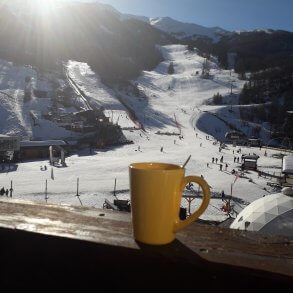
[76,0,293,32]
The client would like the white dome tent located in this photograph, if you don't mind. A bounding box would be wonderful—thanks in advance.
[230,188,293,236]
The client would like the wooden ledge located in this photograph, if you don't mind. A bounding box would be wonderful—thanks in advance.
[0,198,292,290]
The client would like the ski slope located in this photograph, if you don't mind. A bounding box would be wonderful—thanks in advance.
[0,59,77,140]
[0,45,284,222]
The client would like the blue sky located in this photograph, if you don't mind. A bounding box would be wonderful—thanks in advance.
[78,0,293,32]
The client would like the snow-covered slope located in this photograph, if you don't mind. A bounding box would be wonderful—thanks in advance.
[0,45,283,225]
[0,59,80,140]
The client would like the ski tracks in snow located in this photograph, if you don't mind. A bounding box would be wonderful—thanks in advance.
[13,89,32,138]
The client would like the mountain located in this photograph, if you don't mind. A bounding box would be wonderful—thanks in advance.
[190,30,293,72]
[0,0,173,83]
[121,14,230,42]
[83,3,229,42]
[149,17,230,42]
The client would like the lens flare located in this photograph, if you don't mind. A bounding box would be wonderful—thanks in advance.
[34,0,59,15]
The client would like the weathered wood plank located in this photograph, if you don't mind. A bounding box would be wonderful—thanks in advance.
[0,198,292,290]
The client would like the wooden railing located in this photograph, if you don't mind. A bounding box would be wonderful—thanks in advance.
[0,198,292,291]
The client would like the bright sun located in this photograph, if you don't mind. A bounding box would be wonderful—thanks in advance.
[35,0,60,15]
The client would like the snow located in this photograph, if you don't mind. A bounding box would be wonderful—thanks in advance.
[0,59,76,140]
[0,45,286,224]
[67,60,137,129]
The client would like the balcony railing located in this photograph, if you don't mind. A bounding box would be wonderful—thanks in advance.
[0,198,292,290]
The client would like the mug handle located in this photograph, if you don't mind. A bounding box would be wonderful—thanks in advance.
[174,176,211,233]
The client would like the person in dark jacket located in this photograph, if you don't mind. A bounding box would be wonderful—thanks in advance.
[221,190,225,200]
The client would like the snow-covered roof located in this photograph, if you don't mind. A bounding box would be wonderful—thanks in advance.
[230,189,293,236]
[282,156,293,174]
[225,131,246,138]
[242,155,260,160]
[0,134,17,138]
[20,140,67,148]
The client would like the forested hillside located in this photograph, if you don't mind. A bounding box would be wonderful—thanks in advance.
[0,2,173,83]
[184,30,293,141]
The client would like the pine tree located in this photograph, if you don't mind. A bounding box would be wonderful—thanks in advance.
[168,62,175,74]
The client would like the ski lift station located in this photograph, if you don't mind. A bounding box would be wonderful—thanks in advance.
[281,155,293,187]
[247,138,261,147]
[241,154,260,171]
[225,130,246,142]
[19,140,67,161]
[230,187,293,237]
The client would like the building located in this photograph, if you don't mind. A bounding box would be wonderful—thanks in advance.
[230,188,293,237]
[281,156,293,187]
[247,138,262,147]
[19,140,68,160]
[225,131,247,143]
[241,154,260,171]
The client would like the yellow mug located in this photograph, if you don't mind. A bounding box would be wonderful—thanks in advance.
[129,162,210,245]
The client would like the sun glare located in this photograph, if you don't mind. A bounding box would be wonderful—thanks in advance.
[34,0,60,15]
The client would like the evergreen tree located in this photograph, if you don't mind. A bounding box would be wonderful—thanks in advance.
[187,44,194,51]
[168,62,175,75]
[212,93,223,105]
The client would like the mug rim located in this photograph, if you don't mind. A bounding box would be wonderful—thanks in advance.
[129,162,183,172]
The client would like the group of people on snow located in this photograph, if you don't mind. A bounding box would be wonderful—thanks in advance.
[0,187,9,196]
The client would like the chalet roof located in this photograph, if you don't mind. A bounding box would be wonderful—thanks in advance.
[225,130,243,135]
[225,131,246,138]
[20,140,67,148]
[0,134,18,138]
[242,155,260,160]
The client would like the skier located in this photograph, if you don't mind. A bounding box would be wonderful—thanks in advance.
[219,164,223,171]
[221,190,225,201]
